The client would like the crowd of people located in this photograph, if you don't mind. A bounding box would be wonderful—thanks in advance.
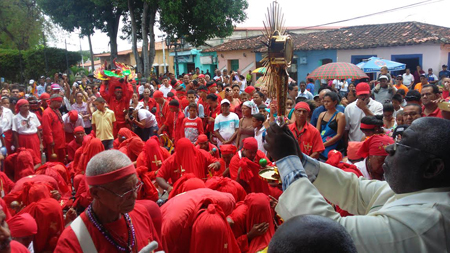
[0,62,448,253]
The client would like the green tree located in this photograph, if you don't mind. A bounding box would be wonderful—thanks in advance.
[37,0,127,65]
[0,0,47,50]
[158,0,248,46]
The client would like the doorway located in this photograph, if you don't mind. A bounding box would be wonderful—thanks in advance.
[391,54,422,76]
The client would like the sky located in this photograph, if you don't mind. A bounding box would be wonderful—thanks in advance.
[50,0,449,55]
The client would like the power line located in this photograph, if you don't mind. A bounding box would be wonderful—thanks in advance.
[302,0,443,29]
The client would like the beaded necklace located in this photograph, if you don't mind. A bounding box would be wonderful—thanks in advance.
[86,204,136,252]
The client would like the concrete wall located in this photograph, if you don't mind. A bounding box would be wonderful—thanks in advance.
[217,49,256,72]
[337,43,446,73]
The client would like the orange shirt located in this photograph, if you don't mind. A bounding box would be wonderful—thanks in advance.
[395,84,409,94]
[288,121,325,155]
[414,82,425,93]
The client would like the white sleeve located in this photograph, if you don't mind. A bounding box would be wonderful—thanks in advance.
[12,117,17,132]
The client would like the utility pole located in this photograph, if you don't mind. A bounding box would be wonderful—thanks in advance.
[43,32,48,76]
[158,34,167,73]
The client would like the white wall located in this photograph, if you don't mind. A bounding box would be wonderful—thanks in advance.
[337,43,447,72]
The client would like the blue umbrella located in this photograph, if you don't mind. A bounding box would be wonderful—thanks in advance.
[356,57,406,73]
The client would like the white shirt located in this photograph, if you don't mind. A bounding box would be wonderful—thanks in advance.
[344,98,383,142]
[159,85,172,98]
[402,73,414,87]
[340,81,349,92]
[62,114,85,133]
[332,79,343,90]
[276,156,450,253]
[214,113,239,147]
[297,90,314,100]
[254,126,267,154]
[12,112,41,134]
[137,109,158,128]
[240,79,247,91]
[354,159,370,179]
[0,107,14,132]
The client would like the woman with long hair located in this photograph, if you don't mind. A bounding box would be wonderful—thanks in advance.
[316,92,346,159]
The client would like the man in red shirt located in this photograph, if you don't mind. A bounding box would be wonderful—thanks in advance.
[67,126,85,162]
[228,138,279,196]
[55,150,163,253]
[157,100,185,143]
[421,84,443,118]
[100,80,133,138]
[181,103,204,144]
[288,102,325,159]
[42,94,66,163]
[196,134,219,159]
[154,90,169,128]
[140,88,156,111]
[205,94,221,138]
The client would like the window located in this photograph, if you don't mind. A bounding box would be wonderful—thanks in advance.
[229,60,239,72]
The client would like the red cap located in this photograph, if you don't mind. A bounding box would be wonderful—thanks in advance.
[197,134,208,143]
[221,144,237,155]
[153,90,164,99]
[74,126,85,133]
[243,137,258,151]
[39,93,50,100]
[69,110,78,122]
[198,74,205,78]
[356,82,371,96]
[244,86,255,94]
[294,102,310,112]
[7,213,37,237]
[357,135,394,158]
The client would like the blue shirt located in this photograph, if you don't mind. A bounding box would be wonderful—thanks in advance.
[439,70,450,79]
[184,104,204,118]
[310,105,345,127]
[306,83,315,94]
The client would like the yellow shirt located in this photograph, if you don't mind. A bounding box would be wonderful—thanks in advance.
[91,108,116,141]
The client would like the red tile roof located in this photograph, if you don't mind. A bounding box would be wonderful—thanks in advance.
[205,22,450,53]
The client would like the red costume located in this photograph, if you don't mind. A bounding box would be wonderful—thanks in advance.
[113,127,138,149]
[18,195,65,252]
[140,97,156,111]
[228,193,275,253]
[42,103,66,163]
[205,176,247,202]
[205,104,221,133]
[4,147,37,181]
[217,144,238,177]
[190,204,240,253]
[67,126,84,162]
[195,134,220,159]
[164,106,185,142]
[229,138,281,198]
[136,139,166,180]
[161,188,236,253]
[7,212,38,239]
[0,171,14,197]
[154,91,170,128]
[136,166,159,201]
[118,136,144,162]
[100,80,133,138]
[35,162,72,199]
[288,121,325,156]
[168,173,206,199]
[157,138,218,184]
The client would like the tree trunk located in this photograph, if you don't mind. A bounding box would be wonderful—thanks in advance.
[148,7,157,78]
[128,0,142,73]
[107,13,121,65]
[88,34,95,73]
[141,2,150,77]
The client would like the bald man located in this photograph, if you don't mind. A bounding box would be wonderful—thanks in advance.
[268,215,357,253]
[265,117,450,252]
